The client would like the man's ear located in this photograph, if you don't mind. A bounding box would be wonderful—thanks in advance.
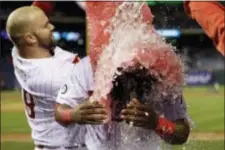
[24,33,37,45]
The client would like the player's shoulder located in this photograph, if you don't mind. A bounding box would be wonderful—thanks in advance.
[69,56,92,83]
[12,46,53,65]
[53,46,80,64]
[54,46,71,55]
[65,56,93,93]
[11,47,42,71]
[72,56,91,73]
[54,46,77,58]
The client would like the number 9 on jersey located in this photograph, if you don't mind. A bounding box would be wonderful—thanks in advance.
[23,90,35,118]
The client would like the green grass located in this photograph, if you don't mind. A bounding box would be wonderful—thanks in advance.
[172,140,224,150]
[1,90,22,104]
[1,142,34,150]
[183,87,224,132]
[1,111,30,134]
[0,87,224,150]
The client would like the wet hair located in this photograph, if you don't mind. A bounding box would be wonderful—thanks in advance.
[110,66,157,121]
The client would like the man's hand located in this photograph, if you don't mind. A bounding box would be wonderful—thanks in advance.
[55,101,108,125]
[120,98,158,129]
[120,98,190,145]
[72,101,108,124]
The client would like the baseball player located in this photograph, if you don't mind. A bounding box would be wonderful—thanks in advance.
[33,1,190,149]
[55,56,190,150]
[6,6,107,150]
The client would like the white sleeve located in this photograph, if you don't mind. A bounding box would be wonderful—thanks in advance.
[56,56,93,107]
[163,95,187,121]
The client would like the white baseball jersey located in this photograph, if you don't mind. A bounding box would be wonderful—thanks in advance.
[12,46,82,147]
[56,56,187,150]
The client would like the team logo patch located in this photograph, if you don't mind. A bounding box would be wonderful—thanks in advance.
[61,84,68,94]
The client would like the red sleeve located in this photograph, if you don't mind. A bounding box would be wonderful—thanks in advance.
[184,2,225,56]
[32,1,55,16]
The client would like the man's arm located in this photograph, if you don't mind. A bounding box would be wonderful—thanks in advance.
[158,95,190,144]
[55,101,108,126]
[32,1,55,16]
[155,118,190,144]
[184,2,224,56]
[55,57,108,125]
[121,98,190,145]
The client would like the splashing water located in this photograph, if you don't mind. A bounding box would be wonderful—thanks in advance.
[87,1,186,150]
[88,1,184,105]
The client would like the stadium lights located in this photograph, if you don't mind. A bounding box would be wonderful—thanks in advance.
[53,31,81,41]
[156,29,181,38]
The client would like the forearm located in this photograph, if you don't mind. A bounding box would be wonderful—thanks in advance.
[155,118,190,145]
[55,100,108,125]
[184,2,225,55]
[32,1,55,16]
[54,103,77,125]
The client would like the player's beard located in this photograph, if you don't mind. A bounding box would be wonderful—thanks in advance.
[35,33,56,55]
[49,35,57,55]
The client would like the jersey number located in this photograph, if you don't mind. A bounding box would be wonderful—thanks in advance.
[23,90,35,118]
